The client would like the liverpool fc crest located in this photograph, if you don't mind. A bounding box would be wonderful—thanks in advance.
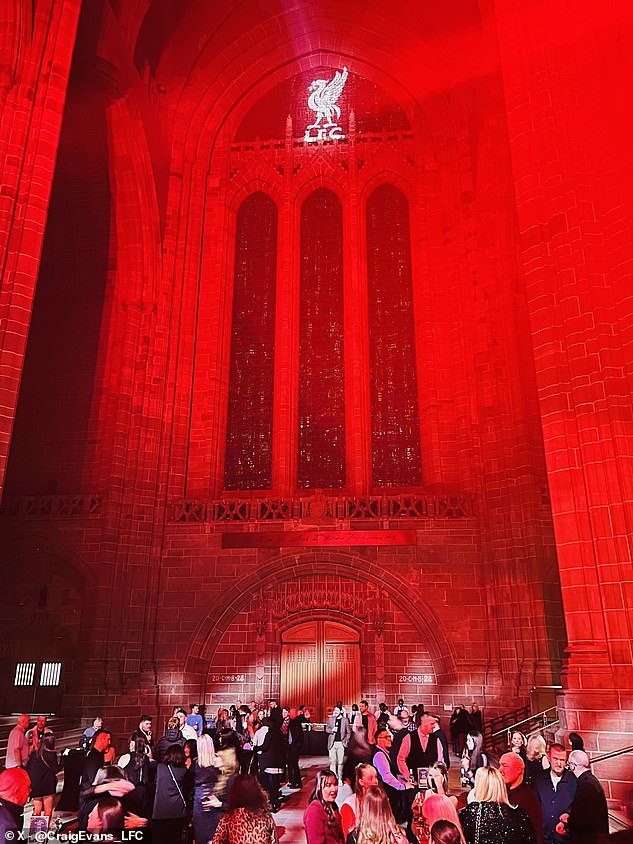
[304,67,349,143]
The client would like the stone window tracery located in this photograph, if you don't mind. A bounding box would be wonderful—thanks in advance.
[224,192,278,490]
[366,184,422,487]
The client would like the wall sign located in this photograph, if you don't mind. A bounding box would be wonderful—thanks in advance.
[398,674,434,684]
[304,67,349,143]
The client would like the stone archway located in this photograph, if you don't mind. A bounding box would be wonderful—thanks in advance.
[186,551,457,713]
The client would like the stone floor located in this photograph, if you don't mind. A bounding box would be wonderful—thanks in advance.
[275,755,328,844]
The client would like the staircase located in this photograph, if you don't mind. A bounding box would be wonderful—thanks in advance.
[484,706,559,753]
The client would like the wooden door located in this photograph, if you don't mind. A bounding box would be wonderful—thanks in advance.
[280,620,360,720]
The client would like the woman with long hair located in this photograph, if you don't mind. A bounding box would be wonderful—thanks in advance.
[193,733,222,844]
[430,821,463,844]
[87,795,125,833]
[458,768,535,844]
[460,733,487,789]
[340,763,379,838]
[509,732,527,763]
[414,795,466,844]
[27,732,61,821]
[152,744,192,844]
[116,732,153,819]
[212,774,279,844]
[356,785,407,844]
[524,735,548,786]
[304,769,344,844]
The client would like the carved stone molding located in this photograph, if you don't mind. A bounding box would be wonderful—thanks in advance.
[170,492,474,524]
[262,576,379,622]
[0,494,103,519]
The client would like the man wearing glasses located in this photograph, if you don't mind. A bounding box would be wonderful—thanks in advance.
[556,751,608,844]
[534,743,576,844]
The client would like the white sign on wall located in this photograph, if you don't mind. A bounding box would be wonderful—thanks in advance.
[304,67,349,143]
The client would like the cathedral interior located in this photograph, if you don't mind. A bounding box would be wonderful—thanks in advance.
[0,0,632,800]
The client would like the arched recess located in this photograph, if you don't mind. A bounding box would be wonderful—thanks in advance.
[0,539,87,713]
[185,551,457,699]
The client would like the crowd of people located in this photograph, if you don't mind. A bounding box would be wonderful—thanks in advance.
[0,701,624,844]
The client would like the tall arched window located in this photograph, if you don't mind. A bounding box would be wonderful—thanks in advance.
[224,192,278,490]
[298,188,346,489]
[366,184,422,486]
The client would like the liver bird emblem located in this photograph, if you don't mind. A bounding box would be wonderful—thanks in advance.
[306,67,349,129]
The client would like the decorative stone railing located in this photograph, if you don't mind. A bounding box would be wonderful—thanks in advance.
[169,492,474,524]
[0,494,103,518]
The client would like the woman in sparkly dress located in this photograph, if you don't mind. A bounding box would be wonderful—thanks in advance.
[459,768,535,844]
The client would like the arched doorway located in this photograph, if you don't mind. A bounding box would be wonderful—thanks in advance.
[280,620,361,721]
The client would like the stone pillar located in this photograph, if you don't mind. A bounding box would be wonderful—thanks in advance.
[494,0,633,798]
[0,0,81,494]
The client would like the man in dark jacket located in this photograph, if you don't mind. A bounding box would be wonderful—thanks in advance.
[430,714,451,769]
[500,752,543,844]
[257,718,286,812]
[267,699,284,730]
[534,743,577,844]
[80,730,113,793]
[286,707,305,789]
[0,768,30,840]
[154,716,185,762]
[453,705,472,755]
[558,751,608,844]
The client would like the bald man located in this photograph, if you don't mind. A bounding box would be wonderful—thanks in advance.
[0,767,30,839]
[558,751,608,844]
[6,714,30,768]
[499,752,543,844]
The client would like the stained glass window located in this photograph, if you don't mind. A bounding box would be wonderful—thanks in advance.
[366,185,422,487]
[224,192,277,490]
[298,189,346,489]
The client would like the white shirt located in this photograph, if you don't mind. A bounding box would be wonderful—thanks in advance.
[181,723,197,741]
[550,771,563,791]
[6,726,28,768]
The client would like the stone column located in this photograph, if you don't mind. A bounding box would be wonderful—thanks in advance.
[0,0,81,494]
[494,0,633,798]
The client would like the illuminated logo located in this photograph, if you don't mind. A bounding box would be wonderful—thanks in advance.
[304,66,349,143]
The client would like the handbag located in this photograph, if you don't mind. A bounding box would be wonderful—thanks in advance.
[167,764,188,812]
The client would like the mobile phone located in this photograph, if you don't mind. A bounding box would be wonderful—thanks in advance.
[417,767,429,789]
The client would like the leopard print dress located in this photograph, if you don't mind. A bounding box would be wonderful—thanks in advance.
[212,807,279,844]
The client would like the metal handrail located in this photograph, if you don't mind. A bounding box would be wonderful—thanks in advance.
[526,719,559,737]
[591,745,633,765]
[491,705,558,739]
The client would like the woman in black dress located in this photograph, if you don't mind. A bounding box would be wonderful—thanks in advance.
[459,767,535,844]
[28,732,61,821]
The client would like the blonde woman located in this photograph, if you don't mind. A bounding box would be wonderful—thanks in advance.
[356,785,407,844]
[458,768,535,844]
[340,763,379,837]
[524,735,549,786]
[411,764,458,838]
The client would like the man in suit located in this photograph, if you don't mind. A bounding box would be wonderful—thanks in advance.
[286,707,305,789]
[326,705,351,784]
[558,751,608,844]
